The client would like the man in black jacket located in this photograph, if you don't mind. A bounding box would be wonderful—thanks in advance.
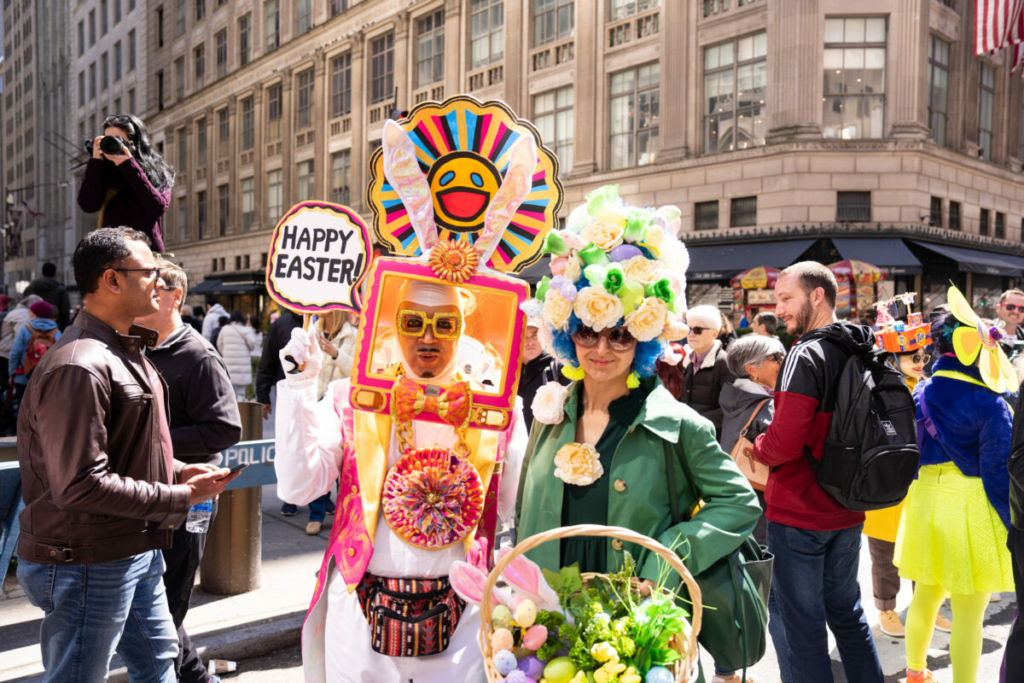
[256,309,304,422]
[1005,388,1024,681]
[136,260,242,683]
[24,262,72,330]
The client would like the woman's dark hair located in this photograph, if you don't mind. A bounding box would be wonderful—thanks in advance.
[105,114,175,192]
[230,310,246,324]
[930,312,958,357]
[73,227,151,294]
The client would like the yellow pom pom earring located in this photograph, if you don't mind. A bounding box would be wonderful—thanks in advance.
[561,364,586,381]
[626,371,640,389]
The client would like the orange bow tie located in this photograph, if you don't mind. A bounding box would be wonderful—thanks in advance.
[392,376,473,428]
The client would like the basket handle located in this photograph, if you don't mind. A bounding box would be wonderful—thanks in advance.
[479,524,702,682]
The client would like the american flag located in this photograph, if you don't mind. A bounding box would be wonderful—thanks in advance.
[975,0,1024,55]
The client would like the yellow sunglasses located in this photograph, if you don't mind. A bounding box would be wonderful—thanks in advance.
[395,309,463,339]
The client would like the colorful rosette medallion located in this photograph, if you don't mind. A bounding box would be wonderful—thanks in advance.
[381,448,486,549]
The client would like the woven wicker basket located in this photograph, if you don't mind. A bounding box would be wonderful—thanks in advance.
[479,524,702,683]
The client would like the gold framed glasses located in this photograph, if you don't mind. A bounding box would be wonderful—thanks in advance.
[395,309,462,339]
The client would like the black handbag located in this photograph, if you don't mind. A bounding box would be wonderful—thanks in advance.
[663,441,774,674]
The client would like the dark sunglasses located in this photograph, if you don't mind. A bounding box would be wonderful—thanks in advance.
[103,114,136,132]
[1003,303,1024,312]
[112,267,161,280]
[912,352,931,365]
[572,325,637,351]
[765,352,785,364]
[688,326,713,335]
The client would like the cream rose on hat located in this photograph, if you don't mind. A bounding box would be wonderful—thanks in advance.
[625,297,670,343]
[574,286,625,332]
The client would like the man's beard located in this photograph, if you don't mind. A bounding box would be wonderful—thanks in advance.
[791,300,814,336]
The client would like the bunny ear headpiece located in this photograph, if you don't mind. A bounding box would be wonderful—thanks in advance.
[370,96,564,278]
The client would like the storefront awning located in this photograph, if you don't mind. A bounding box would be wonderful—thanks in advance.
[909,241,1024,277]
[831,238,922,275]
[190,279,222,295]
[687,239,816,282]
[189,279,264,296]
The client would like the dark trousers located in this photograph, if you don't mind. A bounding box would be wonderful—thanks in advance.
[161,499,218,683]
[867,537,900,612]
[1004,527,1024,682]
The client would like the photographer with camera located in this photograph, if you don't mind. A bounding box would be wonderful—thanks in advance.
[78,114,174,253]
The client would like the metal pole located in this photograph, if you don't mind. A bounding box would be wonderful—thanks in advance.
[199,401,263,595]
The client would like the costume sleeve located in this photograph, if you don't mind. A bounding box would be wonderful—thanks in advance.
[33,365,190,527]
[118,157,171,223]
[641,418,760,580]
[979,390,1014,530]
[497,401,529,525]
[274,376,343,506]
[753,343,822,466]
[77,159,106,213]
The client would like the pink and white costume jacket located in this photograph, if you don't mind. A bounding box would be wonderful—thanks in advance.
[274,376,526,683]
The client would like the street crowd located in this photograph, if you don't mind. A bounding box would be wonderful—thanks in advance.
[10,111,1024,683]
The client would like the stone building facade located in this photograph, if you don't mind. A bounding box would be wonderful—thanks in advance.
[139,0,1024,317]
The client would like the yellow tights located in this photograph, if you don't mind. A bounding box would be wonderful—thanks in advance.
[905,582,990,682]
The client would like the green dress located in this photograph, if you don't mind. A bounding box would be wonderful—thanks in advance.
[560,381,651,572]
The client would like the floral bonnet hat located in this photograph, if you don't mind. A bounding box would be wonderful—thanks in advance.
[522,184,690,388]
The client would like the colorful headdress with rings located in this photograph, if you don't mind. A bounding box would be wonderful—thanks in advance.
[522,184,689,387]
[942,284,1019,394]
[874,293,932,353]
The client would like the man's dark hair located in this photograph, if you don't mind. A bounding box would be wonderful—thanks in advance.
[218,315,229,326]
[192,305,204,317]
[72,227,151,295]
[779,261,838,309]
[41,262,56,278]
[230,310,246,324]
[754,311,778,334]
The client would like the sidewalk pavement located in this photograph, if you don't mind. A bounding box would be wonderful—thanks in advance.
[0,483,326,683]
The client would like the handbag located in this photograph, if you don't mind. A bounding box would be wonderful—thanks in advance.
[663,441,773,674]
[356,573,465,657]
[729,399,771,491]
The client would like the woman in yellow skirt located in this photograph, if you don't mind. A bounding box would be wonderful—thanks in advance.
[894,296,1017,683]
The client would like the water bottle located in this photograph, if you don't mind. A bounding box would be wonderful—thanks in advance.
[185,499,213,533]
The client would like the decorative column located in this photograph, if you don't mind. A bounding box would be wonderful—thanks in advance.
[657,0,688,161]
[226,94,238,235]
[569,0,599,176]
[313,50,328,199]
[394,11,410,111]
[350,31,366,213]
[888,0,931,139]
[444,0,463,101]
[765,0,822,142]
[253,85,265,230]
[502,0,525,114]
[281,70,294,210]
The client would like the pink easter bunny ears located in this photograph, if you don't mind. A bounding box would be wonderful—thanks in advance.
[449,547,561,613]
[381,119,538,278]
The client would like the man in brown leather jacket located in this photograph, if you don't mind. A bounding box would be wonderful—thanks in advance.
[16,227,238,683]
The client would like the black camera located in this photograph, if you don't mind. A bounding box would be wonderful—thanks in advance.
[82,135,130,156]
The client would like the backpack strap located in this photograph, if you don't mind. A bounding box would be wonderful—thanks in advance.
[917,392,938,444]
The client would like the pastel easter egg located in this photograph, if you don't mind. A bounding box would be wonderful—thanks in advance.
[566,205,591,233]
[514,598,537,628]
[522,624,549,650]
[550,257,569,277]
[517,655,546,680]
[618,280,645,314]
[504,671,536,683]
[491,627,514,653]
[543,656,578,683]
[492,605,514,630]
[494,649,518,676]
[609,244,643,263]
[644,666,674,683]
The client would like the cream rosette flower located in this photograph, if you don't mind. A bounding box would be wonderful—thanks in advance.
[574,286,625,332]
[531,381,569,425]
[580,220,625,252]
[563,253,583,283]
[659,318,690,342]
[621,255,663,285]
[542,289,573,331]
[554,443,605,486]
[624,297,670,343]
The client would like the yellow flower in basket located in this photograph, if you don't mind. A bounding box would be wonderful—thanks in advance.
[946,285,1019,394]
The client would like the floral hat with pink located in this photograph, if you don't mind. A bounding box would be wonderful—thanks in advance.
[522,184,690,389]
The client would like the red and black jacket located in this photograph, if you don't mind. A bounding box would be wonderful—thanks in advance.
[753,322,874,531]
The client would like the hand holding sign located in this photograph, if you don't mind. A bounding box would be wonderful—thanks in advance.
[266,202,373,314]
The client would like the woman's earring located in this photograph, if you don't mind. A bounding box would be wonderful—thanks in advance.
[561,364,585,381]
[626,371,640,389]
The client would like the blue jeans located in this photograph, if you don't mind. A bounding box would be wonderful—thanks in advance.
[767,521,883,683]
[18,550,178,683]
[308,491,335,523]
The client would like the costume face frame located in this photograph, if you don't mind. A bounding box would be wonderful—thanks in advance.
[350,257,529,430]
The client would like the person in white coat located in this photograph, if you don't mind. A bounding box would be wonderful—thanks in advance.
[273,279,526,683]
[216,310,260,400]
[202,300,228,341]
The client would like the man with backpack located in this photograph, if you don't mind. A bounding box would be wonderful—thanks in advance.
[2,301,61,435]
[753,262,886,683]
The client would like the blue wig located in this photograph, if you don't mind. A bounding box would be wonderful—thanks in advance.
[550,312,667,378]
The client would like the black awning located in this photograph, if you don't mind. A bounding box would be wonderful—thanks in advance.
[686,239,817,282]
[831,238,922,275]
[909,241,1024,277]
[189,279,223,294]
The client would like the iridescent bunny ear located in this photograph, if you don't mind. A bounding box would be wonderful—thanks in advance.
[474,134,537,266]
[381,119,439,252]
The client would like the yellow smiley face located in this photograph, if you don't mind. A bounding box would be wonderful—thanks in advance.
[427,152,503,233]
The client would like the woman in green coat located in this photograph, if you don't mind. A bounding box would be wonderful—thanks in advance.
[515,185,760,609]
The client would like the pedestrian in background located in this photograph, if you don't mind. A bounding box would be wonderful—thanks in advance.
[217,310,260,401]
[517,317,569,431]
[679,305,734,438]
[23,262,71,330]
[752,311,779,338]
[16,227,236,683]
[753,262,884,683]
[136,259,242,683]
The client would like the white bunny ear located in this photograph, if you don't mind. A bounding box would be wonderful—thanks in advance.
[381,120,439,252]
[474,135,537,266]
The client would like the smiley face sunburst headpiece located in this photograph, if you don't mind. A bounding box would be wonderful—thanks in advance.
[367,95,564,275]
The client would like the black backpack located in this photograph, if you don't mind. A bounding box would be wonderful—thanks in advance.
[806,340,921,511]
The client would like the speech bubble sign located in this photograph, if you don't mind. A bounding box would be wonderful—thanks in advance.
[265,201,373,313]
